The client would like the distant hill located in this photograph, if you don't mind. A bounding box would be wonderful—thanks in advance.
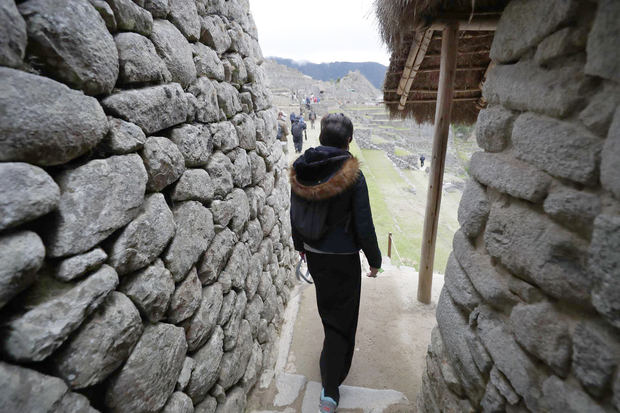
[270,57,387,90]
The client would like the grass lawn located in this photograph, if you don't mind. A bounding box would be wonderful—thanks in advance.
[394,147,411,157]
[371,136,389,145]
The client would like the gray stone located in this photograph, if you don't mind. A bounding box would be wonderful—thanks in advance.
[182,282,223,351]
[56,391,98,413]
[490,0,578,63]
[162,392,193,413]
[102,83,188,135]
[223,291,247,351]
[54,248,107,282]
[475,106,515,153]
[197,228,236,284]
[543,186,601,233]
[435,290,486,403]
[227,148,252,188]
[187,326,224,404]
[429,327,463,396]
[242,82,272,112]
[258,110,278,145]
[115,32,170,85]
[508,276,546,304]
[100,117,147,155]
[219,290,236,324]
[614,370,620,411]
[0,163,59,231]
[206,151,234,199]
[0,231,45,309]
[229,189,250,234]
[195,396,217,413]
[589,214,620,329]
[249,151,267,185]
[259,205,276,236]
[469,152,551,203]
[585,0,620,83]
[464,330,493,377]
[150,19,196,88]
[210,121,239,152]
[453,230,518,311]
[243,220,263,253]
[244,254,261,300]
[107,193,175,275]
[573,320,619,397]
[188,77,221,123]
[535,27,584,66]
[241,341,263,390]
[245,186,266,220]
[106,323,187,413]
[484,57,588,119]
[168,0,200,41]
[457,179,490,239]
[485,200,591,305]
[2,265,118,362]
[168,267,202,324]
[233,113,257,150]
[141,136,186,192]
[177,357,194,391]
[170,124,213,167]
[89,0,116,31]
[476,305,545,412]
[601,108,620,199]
[481,381,506,413]
[120,259,174,322]
[0,362,69,412]
[510,302,572,377]
[215,82,243,119]
[51,292,142,388]
[106,0,153,35]
[0,0,26,68]
[580,83,620,137]
[46,154,147,258]
[219,320,252,390]
[20,0,119,95]
[200,15,231,54]
[245,295,264,339]
[512,113,602,185]
[185,92,200,122]
[193,42,225,81]
[143,0,169,18]
[164,201,214,281]
[225,53,248,85]
[541,376,606,413]
[215,386,246,413]
[444,253,481,313]
[172,169,215,203]
[0,68,108,166]
[490,367,519,406]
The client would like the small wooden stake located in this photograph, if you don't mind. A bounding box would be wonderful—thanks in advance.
[388,232,393,258]
[417,22,459,304]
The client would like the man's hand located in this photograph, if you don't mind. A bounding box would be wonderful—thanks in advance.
[367,267,380,278]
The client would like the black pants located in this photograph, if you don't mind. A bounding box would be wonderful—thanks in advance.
[306,251,361,404]
[293,136,303,152]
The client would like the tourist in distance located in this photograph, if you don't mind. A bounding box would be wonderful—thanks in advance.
[277,111,289,154]
[291,115,306,153]
[420,154,425,168]
[309,110,317,129]
[289,113,382,413]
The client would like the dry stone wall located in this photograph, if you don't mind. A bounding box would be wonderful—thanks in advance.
[419,0,620,412]
[0,0,297,412]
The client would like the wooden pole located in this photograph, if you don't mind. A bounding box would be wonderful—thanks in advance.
[388,232,392,258]
[417,22,459,304]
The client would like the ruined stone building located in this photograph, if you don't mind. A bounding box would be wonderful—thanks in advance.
[377,0,619,411]
[0,0,297,411]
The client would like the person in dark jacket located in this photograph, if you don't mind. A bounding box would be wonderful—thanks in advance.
[289,113,381,412]
[291,116,307,154]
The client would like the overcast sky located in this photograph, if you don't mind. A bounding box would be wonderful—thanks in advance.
[249,0,391,66]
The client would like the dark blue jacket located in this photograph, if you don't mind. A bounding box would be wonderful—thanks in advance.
[289,146,382,268]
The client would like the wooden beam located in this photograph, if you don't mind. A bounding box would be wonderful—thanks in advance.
[387,66,487,76]
[417,22,459,304]
[397,30,426,96]
[398,29,433,110]
[384,88,481,94]
[430,15,499,31]
[382,97,480,104]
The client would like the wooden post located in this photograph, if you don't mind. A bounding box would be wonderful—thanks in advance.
[388,232,392,258]
[417,22,459,304]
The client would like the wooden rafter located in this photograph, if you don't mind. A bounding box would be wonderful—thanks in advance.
[398,29,433,110]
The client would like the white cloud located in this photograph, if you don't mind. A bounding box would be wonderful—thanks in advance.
[249,0,390,65]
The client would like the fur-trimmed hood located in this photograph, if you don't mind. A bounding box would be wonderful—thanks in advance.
[290,146,360,201]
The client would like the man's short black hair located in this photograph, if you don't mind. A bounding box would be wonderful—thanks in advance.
[319,113,354,148]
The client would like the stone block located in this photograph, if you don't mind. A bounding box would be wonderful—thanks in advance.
[579,82,620,137]
[543,186,601,233]
[2,265,118,362]
[150,19,196,88]
[168,0,200,41]
[195,396,217,413]
[572,320,619,397]
[172,169,215,203]
[215,81,243,119]
[176,357,194,391]
[241,341,263,390]
[534,26,584,66]
[0,362,70,412]
[51,291,142,388]
[0,163,59,231]
[115,32,170,85]
[490,0,578,63]
[54,248,107,282]
[218,290,236,324]
[99,117,147,155]
[197,227,236,285]
[19,0,119,95]
[0,1,26,68]
[106,0,153,35]
[444,253,481,313]
[225,53,248,85]
[507,276,545,304]
[541,375,606,413]
[141,136,186,192]
[193,42,225,81]
[464,330,493,377]
[89,0,116,31]
[0,231,45,309]
[458,179,490,238]
[223,290,248,351]
[219,320,253,390]
[143,0,169,18]
[162,392,193,413]
[614,369,620,411]
[227,148,252,188]
[243,82,272,112]
[469,152,550,203]
[484,57,587,119]
[509,302,572,377]
[601,108,620,199]
[589,213,620,328]
[200,15,231,55]
[0,68,108,166]
[485,200,591,305]
[181,282,223,352]
[210,121,239,152]
[453,230,519,311]
[585,0,620,83]
[120,259,174,322]
[101,83,188,135]
[232,113,257,150]
[490,367,520,406]
[512,113,602,185]
[105,323,187,413]
[481,381,506,413]
[187,326,224,404]
[170,124,213,167]
[188,77,221,123]
[206,151,234,199]
[475,106,515,153]
[249,150,267,186]
[167,266,202,324]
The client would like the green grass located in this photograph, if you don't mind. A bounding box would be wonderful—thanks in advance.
[371,136,389,145]
[394,147,411,157]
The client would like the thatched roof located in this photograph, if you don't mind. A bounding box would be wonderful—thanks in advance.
[375,0,509,125]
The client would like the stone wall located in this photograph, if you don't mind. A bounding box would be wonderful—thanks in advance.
[0,0,296,412]
[418,0,620,411]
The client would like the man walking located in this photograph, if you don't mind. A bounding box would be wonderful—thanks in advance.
[291,115,306,153]
[277,111,290,154]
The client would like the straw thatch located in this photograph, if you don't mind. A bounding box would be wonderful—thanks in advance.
[375,0,509,124]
